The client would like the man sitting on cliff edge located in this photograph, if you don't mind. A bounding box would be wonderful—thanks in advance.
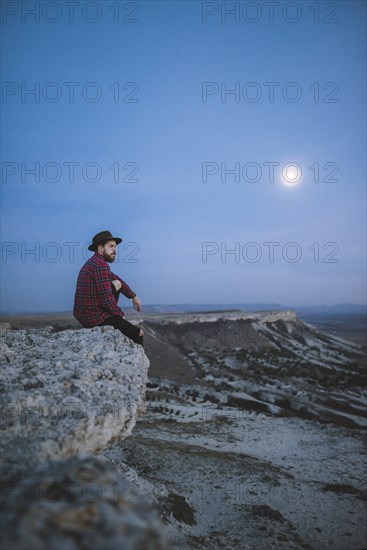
[73,231,159,390]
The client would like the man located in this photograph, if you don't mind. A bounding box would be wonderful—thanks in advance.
[73,230,144,345]
[74,231,159,391]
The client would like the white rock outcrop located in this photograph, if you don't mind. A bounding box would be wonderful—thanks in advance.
[0,326,149,481]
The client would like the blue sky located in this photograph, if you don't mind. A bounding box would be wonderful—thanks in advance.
[1,0,366,312]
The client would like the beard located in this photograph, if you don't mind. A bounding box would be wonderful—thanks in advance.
[103,252,116,263]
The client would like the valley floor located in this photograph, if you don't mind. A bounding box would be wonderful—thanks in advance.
[104,388,366,550]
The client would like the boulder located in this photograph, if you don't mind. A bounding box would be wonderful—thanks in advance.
[0,326,149,482]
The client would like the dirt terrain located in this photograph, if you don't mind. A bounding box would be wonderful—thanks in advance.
[104,311,366,549]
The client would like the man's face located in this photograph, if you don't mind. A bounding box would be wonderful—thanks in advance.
[99,240,117,262]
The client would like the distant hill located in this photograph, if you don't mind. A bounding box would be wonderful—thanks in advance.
[1,303,365,316]
[122,303,366,315]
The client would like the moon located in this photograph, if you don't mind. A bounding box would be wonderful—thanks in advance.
[282,163,301,186]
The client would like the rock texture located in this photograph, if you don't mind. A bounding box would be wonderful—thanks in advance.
[0,325,149,481]
[1,454,168,550]
[0,325,171,549]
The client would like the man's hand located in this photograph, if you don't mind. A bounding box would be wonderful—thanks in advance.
[111,280,122,292]
[132,296,141,311]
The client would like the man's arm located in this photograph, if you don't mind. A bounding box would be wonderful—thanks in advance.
[110,272,136,299]
[110,272,141,311]
[94,265,124,317]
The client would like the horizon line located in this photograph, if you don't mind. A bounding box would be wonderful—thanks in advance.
[1,302,366,317]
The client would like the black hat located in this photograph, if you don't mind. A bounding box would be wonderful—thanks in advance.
[88,231,122,251]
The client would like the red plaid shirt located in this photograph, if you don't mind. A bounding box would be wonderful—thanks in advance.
[73,252,136,328]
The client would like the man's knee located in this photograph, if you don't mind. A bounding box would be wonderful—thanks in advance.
[139,329,144,336]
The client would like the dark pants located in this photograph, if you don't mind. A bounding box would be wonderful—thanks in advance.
[100,285,143,346]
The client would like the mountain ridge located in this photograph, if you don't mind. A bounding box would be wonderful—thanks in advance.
[1,302,366,316]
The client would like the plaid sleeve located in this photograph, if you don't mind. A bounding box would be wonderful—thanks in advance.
[110,271,136,299]
[93,264,124,317]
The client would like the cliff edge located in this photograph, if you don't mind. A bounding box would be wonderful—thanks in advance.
[1,325,149,482]
[1,325,169,549]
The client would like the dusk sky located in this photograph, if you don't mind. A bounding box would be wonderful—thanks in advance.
[1,0,366,313]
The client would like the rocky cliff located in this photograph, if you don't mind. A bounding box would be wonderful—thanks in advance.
[0,325,168,549]
[1,325,149,481]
